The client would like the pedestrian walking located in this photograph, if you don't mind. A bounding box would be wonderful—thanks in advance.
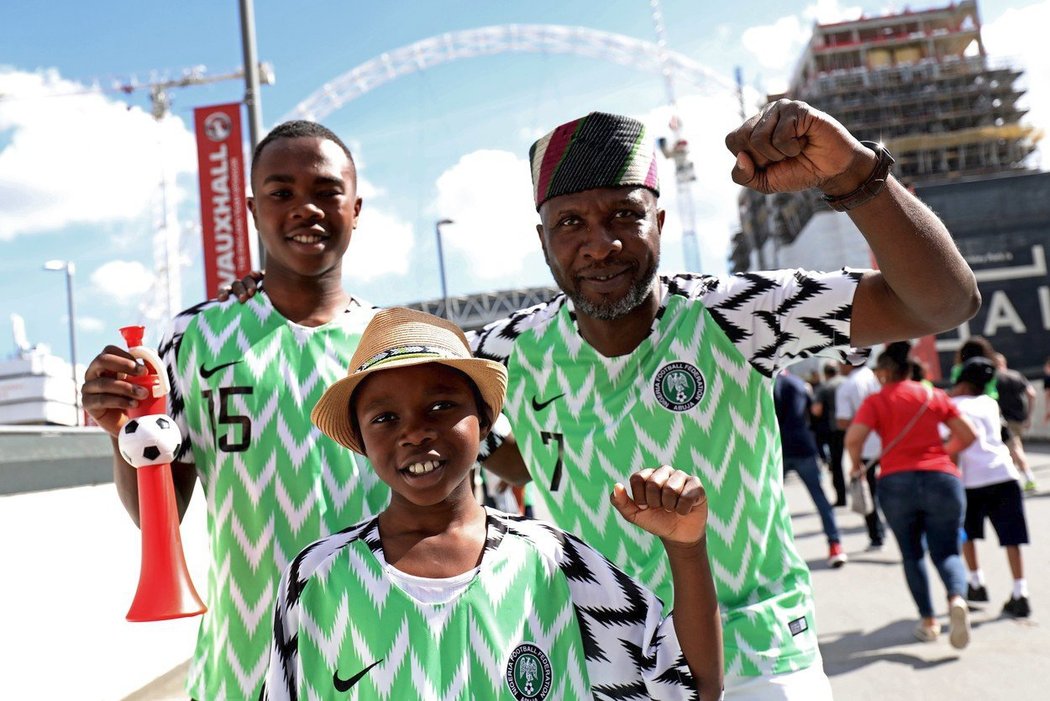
[846,342,977,648]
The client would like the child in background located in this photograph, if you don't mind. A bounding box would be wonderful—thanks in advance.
[950,357,1032,618]
[265,308,723,700]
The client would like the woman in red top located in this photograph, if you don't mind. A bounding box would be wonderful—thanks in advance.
[845,342,976,648]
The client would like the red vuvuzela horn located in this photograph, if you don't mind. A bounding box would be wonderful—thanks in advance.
[118,325,206,622]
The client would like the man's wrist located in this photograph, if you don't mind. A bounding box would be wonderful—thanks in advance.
[661,534,707,556]
[821,142,895,211]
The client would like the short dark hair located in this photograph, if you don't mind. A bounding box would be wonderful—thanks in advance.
[958,336,995,364]
[250,120,356,184]
[876,341,912,381]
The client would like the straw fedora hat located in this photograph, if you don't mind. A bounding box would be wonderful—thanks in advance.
[311,307,507,455]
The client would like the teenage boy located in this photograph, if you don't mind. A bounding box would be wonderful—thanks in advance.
[266,307,723,700]
[81,121,389,700]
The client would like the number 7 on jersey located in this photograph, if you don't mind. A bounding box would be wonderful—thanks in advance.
[540,431,565,492]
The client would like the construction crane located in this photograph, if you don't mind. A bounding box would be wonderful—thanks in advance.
[113,65,273,325]
[2,63,274,326]
[649,0,701,273]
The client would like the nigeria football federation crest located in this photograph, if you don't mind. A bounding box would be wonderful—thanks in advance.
[653,361,706,411]
[506,642,552,700]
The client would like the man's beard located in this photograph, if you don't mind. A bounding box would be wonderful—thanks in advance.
[565,257,660,321]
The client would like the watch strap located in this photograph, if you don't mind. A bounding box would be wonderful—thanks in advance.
[822,141,895,212]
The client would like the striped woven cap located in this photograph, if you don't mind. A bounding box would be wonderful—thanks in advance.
[529,112,659,209]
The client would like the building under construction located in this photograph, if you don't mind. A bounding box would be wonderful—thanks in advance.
[730,0,1049,378]
[730,0,1042,272]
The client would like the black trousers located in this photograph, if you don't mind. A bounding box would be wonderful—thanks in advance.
[827,430,848,505]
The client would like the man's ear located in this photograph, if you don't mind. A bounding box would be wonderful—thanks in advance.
[246,197,258,227]
[656,207,665,233]
[536,223,551,263]
[352,196,363,228]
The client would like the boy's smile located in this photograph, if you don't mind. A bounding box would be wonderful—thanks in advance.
[354,364,485,507]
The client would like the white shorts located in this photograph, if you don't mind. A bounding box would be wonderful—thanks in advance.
[724,659,834,700]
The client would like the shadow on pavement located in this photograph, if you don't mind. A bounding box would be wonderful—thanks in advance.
[819,619,961,676]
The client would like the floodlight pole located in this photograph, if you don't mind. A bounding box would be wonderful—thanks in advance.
[435,219,454,320]
[239,0,266,267]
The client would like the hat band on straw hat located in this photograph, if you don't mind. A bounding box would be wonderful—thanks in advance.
[357,344,465,373]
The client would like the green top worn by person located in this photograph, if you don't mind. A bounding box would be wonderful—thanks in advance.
[81,121,390,700]
[471,102,980,698]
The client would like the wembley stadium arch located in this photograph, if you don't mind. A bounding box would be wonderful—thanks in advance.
[280,24,735,123]
[282,25,736,330]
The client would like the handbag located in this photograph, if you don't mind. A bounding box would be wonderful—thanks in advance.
[849,475,873,516]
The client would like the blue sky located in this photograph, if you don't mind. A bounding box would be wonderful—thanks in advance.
[1,0,1046,364]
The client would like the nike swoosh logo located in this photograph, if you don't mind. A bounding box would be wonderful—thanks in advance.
[333,658,383,692]
[531,393,565,411]
[199,360,242,379]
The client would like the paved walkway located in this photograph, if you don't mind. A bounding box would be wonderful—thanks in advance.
[798,445,1049,700]
[2,447,1046,700]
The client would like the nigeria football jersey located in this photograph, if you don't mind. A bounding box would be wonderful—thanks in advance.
[472,270,867,677]
[266,509,699,700]
[160,290,390,700]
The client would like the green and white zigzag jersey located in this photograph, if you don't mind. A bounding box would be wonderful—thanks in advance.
[266,509,699,701]
[160,290,390,701]
[472,270,867,678]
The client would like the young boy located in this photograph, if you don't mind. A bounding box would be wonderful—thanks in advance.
[950,357,1032,618]
[265,308,723,700]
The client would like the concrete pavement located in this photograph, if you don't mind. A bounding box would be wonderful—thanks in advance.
[2,446,1046,700]
[795,444,1049,700]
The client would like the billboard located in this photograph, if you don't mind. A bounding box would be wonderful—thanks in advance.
[917,172,1050,378]
[193,103,252,298]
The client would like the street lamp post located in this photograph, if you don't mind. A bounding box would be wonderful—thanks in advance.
[435,219,454,320]
[44,260,80,425]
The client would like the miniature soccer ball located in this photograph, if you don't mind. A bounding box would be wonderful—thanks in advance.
[118,414,183,468]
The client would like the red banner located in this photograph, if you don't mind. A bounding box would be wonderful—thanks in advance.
[194,103,252,298]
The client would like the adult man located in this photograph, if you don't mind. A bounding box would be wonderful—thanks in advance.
[474,102,978,698]
[836,359,886,549]
[812,363,847,505]
[994,352,1037,492]
[773,369,847,568]
[80,122,389,700]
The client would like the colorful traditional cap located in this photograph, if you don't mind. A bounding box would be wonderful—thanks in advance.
[311,307,507,455]
[529,112,660,210]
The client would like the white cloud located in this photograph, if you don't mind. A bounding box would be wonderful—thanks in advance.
[343,206,415,282]
[355,175,382,199]
[431,149,538,279]
[802,0,863,24]
[983,1,1050,166]
[741,1,863,90]
[638,94,749,276]
[0,68,197,241]
[76,316,105,333]
[425,96,745,281]
[90,260,155,303]
[742,16,809,71]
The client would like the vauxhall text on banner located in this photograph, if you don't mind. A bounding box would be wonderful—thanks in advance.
[194,103,251,298]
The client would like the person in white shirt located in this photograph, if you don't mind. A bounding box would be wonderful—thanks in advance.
[836,362,885,548]
[950,357,1031,618]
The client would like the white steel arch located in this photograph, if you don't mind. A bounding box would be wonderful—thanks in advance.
[281,24,735,122]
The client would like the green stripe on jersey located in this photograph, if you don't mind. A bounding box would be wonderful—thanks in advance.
[504,294,818,677]
[165,292,390,700]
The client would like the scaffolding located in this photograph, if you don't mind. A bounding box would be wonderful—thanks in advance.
[730,0,1042,271]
